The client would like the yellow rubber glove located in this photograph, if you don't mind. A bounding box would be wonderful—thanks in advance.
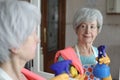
[70,66,79,78]
[50,73,69,80]
[96,54,110,65]
[70,66,86,80]
[102,75,112,80]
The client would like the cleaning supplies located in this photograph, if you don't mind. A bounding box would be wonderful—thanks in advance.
[93,45,110,78]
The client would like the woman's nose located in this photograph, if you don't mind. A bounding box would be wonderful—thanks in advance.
[85,26,91,33]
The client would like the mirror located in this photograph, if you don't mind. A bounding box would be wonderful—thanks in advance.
[107,0,120,14]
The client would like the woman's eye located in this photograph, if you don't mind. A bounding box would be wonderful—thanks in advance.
[80,25,86,29]
[91,26,96,29]
[91,26,94,28]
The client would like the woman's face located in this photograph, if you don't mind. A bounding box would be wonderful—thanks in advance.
[16,29,39,61]
[76,20,98,44]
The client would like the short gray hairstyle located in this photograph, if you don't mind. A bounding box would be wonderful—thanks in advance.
[0,0,40,63]
[73,8,103,32]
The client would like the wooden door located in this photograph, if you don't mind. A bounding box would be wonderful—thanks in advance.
[41,0,66,73]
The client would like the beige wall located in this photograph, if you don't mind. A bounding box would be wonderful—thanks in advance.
[66,0,120,79]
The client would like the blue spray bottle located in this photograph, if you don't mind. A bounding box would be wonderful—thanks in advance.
[93,45,110,78]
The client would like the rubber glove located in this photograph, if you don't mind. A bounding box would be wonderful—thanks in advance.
[70,65,86,80]
[96,54,110,65]
[70,66,79,78]
[50,73,69,80]
[21,68,46,80]
[102,74,112,80]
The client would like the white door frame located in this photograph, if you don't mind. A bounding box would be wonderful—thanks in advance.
[30,0,44,73]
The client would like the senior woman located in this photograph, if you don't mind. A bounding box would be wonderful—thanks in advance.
[54,8,112,80]
[0,0,69,80]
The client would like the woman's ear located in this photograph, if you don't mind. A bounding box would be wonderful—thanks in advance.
[9,48,18,54]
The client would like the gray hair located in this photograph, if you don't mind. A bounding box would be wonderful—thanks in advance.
[0,0,40,63]
[73,8,103,32]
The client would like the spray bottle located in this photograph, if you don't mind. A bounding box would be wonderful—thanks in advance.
[93,45,110,78]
